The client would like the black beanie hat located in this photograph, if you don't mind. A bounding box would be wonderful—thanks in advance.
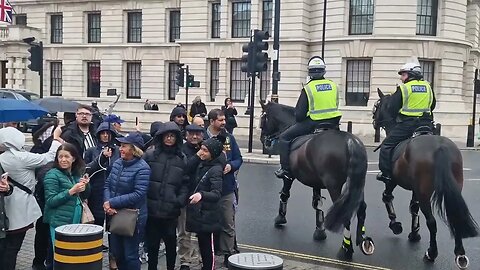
[203,135,226,159]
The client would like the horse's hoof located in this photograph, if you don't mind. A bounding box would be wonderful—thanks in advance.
[423,250,436,262]
[341,244,354,259]
[274,215,287,226]
[455,255,469,269]
[313,228,327,241]
[408,232,421,242]
[360,237,375,256]
[389,221,403,235]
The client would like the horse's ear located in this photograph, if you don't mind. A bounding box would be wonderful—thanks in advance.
[377,88,385,98]
[260,100,267,110]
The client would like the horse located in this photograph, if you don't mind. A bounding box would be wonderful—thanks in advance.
[259,100,374,258]
[372,88,479,269]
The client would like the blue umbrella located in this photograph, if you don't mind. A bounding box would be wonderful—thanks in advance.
[0,99,49,122]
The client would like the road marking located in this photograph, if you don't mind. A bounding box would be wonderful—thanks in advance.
[368,161,378,165]
[368,169,471,175]
[466,178,480,181]
[238,243,392,270]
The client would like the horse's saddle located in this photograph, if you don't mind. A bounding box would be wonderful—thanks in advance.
[290,123,339,151]
[392,125,434,162]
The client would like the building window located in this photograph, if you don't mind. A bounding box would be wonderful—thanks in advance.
[262,0,273,34]
[50,14,63,44]
[419,60,435,87]
[416,0,438,36]
[168,63,179,100]
[230,60,250,102]
[126,62,141,99]
[211,3,221,38]
[210,60,220,101]
[232,1,251,38]
[87,62,101,98]
[127,11,142,43]
[345,59,371,106]
[50,62,62,96]
[169,10,181,42]
[88,13,101,43]
[259,63,271,101]
[349,0,374,35]
[14,14,27,26]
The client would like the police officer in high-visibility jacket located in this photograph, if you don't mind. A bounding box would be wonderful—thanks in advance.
[275,56,342,179]
[377,62,436,184]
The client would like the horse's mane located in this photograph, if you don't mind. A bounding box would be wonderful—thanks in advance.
[268,102,295,114]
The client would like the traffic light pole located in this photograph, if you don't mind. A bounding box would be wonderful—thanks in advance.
[248,73,256,153]
[185,65,189,111]
[39,41,43,98]
[271,0,281,103]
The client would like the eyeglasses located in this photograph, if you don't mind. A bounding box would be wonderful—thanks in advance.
[76,112,92,117]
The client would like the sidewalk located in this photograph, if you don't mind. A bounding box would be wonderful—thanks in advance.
[15,229,340,270]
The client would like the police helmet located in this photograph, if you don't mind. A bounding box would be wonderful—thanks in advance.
[398,62,423,79]
[308,56,326,79]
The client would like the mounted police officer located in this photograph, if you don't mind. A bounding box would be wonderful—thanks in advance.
[275,56,342,179]
[377,61,436,184]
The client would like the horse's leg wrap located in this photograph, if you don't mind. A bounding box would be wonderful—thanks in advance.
[279,200,287,216]
[315,209,325,231]
[356,201,367,245]
[382,192,396,220]
[410,200,420,234]
[279,178,294,202]
[342,221,354,255]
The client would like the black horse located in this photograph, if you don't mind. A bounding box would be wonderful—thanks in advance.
[372,88,478,269]
[260,101,374,258]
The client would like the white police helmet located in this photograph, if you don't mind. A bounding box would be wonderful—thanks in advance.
[308,56,326,79]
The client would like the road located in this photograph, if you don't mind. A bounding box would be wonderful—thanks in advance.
[235,148,480,270]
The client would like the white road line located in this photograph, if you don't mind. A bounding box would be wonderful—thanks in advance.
[466,178,480,181]
[368,161,378,165]
[368,169,472,175]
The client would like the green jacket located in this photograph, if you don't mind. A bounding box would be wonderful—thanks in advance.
[43,168,90,228]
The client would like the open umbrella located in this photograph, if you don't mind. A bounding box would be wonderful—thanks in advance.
[33,97,80,113]
[0,99,49,122]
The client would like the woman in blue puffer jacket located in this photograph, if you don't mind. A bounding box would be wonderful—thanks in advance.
[104,132,151,270]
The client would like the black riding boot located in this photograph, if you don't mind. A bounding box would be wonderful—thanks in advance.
[275,140,292,179]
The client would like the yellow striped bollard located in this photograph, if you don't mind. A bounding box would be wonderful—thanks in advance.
[54,224,103,270]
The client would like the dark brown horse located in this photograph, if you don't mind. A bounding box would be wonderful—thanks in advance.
[373,89,479,269]
[260,101,374,258]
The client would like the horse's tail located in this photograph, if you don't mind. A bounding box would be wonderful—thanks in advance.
[432,146,479,239]
[325,137,367,232]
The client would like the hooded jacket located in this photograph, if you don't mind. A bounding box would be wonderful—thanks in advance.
[143,122,189,219]
[170,107,189,138]
[84,122,121,219]
[0,127,61,231]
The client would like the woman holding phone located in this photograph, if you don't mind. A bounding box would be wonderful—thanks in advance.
[43,143,91,249]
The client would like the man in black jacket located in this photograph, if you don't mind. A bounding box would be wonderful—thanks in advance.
[178,124,204,270]
[143,122,190,270]
[60,105,97,157]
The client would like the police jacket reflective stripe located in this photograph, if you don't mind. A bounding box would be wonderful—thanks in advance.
[304,79,342,121]
[399,80,433,117]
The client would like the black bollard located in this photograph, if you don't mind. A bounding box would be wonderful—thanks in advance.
[434,123,441,135]
[467,124,474,147]
[347,121,352,133]
[374,127,381,143]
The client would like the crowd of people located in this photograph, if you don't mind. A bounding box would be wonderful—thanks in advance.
[0,99,244,270]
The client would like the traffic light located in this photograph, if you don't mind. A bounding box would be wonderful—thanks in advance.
[27,44,43,73]
[253,30,269,72]
[241,43,254,74]
[186,74,200,88]
[175,64,185,87]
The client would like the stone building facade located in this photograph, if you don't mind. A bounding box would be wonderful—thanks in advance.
[6,0,480,139]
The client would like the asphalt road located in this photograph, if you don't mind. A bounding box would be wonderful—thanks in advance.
[235,148,480,270]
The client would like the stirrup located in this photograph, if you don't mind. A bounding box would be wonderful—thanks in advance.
[376,172,391,183]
